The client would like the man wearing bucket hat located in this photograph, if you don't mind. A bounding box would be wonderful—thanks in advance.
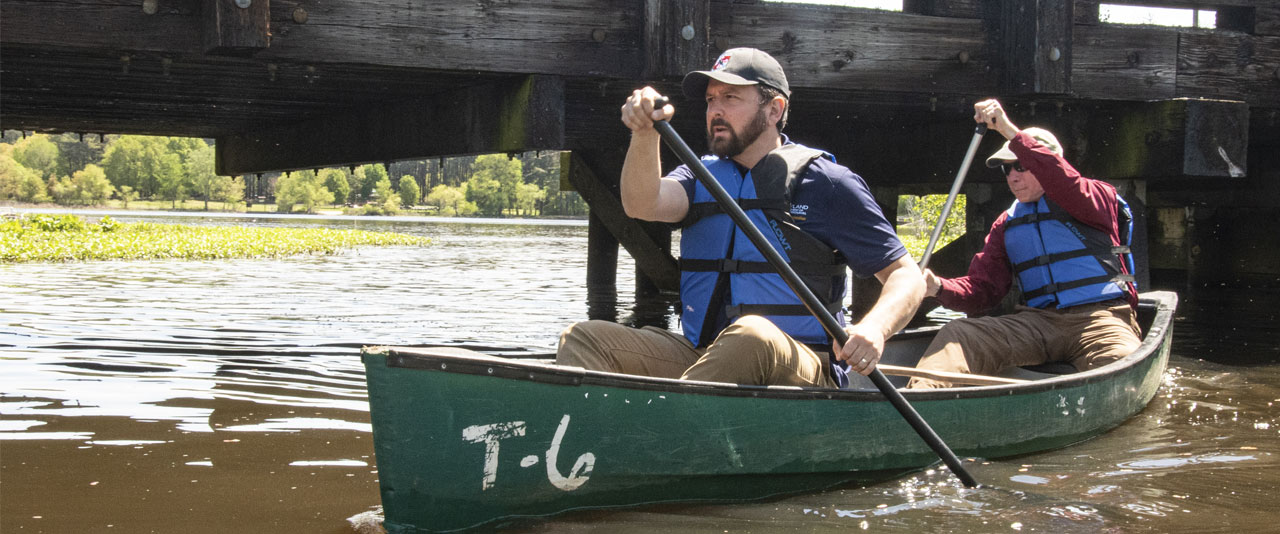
[556,48,924,389]
[908,99,1140,388]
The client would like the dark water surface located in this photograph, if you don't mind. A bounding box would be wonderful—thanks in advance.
[2,213,1276,533]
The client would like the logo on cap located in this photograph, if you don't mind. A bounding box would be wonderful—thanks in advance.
[711,53,731,72]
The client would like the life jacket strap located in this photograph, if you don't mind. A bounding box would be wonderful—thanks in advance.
[723,301,844,320]
[1004,210,1074,229]
[1010,246,1130,274]
[682,199,790,228]
[1021,273,1136,301]
[680,258,847,277]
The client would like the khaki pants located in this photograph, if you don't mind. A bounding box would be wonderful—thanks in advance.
[556,315,836,388]
[907,300,1141,389]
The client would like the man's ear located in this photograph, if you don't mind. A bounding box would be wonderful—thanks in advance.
[770,96,786,123]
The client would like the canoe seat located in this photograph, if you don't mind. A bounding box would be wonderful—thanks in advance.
[997,361,1078,381]
[1020,362,1078,375]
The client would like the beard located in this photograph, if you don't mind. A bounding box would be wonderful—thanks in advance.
[707,106,770,158]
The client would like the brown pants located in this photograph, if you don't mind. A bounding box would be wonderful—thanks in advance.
[556,315,836,388]
[907,300,1141,389]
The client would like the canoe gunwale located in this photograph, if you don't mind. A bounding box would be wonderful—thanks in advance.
[375,291,1177,403]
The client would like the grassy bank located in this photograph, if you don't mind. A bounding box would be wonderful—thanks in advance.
[0,214,430,263]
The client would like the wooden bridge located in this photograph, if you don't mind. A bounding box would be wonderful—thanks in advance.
[3,0,1277,315]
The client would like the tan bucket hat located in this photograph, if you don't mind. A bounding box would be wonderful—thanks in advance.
[985,127,1064,168]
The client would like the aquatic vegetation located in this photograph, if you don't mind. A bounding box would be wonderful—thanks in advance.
[0,214,431,262]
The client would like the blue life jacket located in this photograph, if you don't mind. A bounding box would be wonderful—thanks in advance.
[678,144,848,349]
[1003,195,1136,309]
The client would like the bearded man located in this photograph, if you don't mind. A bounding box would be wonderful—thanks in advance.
[556,48,923,388]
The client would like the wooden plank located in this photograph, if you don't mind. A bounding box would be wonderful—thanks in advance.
[215,75,565,175]
[563,153,681,292]
[0,0,643,79]
[1001,0,1073,94]
[204,0,271,55]
[1176,32,1280,107]
[1081,0,1274,8]
[1072,25,1178,100]
[709,3,995,95]
[901,0,991,19]
[0,1,202,53]
[644,0,712,79]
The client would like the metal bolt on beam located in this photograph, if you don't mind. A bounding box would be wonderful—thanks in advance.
[681,25,696,41]
[142,0,157,15]
[293,8,308,24]
[235,0,252,8]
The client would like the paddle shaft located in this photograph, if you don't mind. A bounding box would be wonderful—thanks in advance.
[918,124,987,271]
[649,108,978,488]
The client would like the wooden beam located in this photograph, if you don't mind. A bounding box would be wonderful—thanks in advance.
[1078,98,1250,179]
[563,153,680,292]
[644,0,712,79]
[215,75,565,175]
[1001,0,1073,94]
[203,0,270,56]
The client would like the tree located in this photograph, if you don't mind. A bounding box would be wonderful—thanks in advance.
[49,164,114,206]
[424,184,478,216]
[466,154,522,216]
[360,164,388,203]
[117,185,138,208]
[0,152,50,203]
[275,170,334,213]
[346,167,366,204]
[101,135,183,199]
[74,164,113,205]
[514,182,546,216]
[157,162,188,208]
[397,175,421,208]
[321,168,351,205]
[210,176,245,210]
[53,132,108,179]
[12,134,59,179]
[185,143,218,210]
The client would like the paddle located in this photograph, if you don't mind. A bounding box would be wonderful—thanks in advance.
[649,96,979,488]
[918,124,987,271]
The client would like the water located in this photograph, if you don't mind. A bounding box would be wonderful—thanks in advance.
[1,213,1276,533]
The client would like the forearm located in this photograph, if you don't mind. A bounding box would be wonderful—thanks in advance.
[861,257,925,338]
[620,130,665,220]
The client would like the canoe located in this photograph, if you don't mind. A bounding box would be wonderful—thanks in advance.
[361,290,1177,533]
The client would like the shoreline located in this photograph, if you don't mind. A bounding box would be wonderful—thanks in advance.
[3,203,590,227]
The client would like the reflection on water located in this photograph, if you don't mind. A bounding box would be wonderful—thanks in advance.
[1,213,1276,533]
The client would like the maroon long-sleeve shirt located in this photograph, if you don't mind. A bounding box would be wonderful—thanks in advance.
[936,131,1138,314]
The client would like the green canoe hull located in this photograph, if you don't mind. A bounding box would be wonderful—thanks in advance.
[362,291,1176,532]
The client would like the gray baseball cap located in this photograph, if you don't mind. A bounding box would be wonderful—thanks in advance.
[682,48,790,100]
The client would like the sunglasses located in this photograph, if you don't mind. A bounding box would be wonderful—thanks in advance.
[1000,161,1027,175]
